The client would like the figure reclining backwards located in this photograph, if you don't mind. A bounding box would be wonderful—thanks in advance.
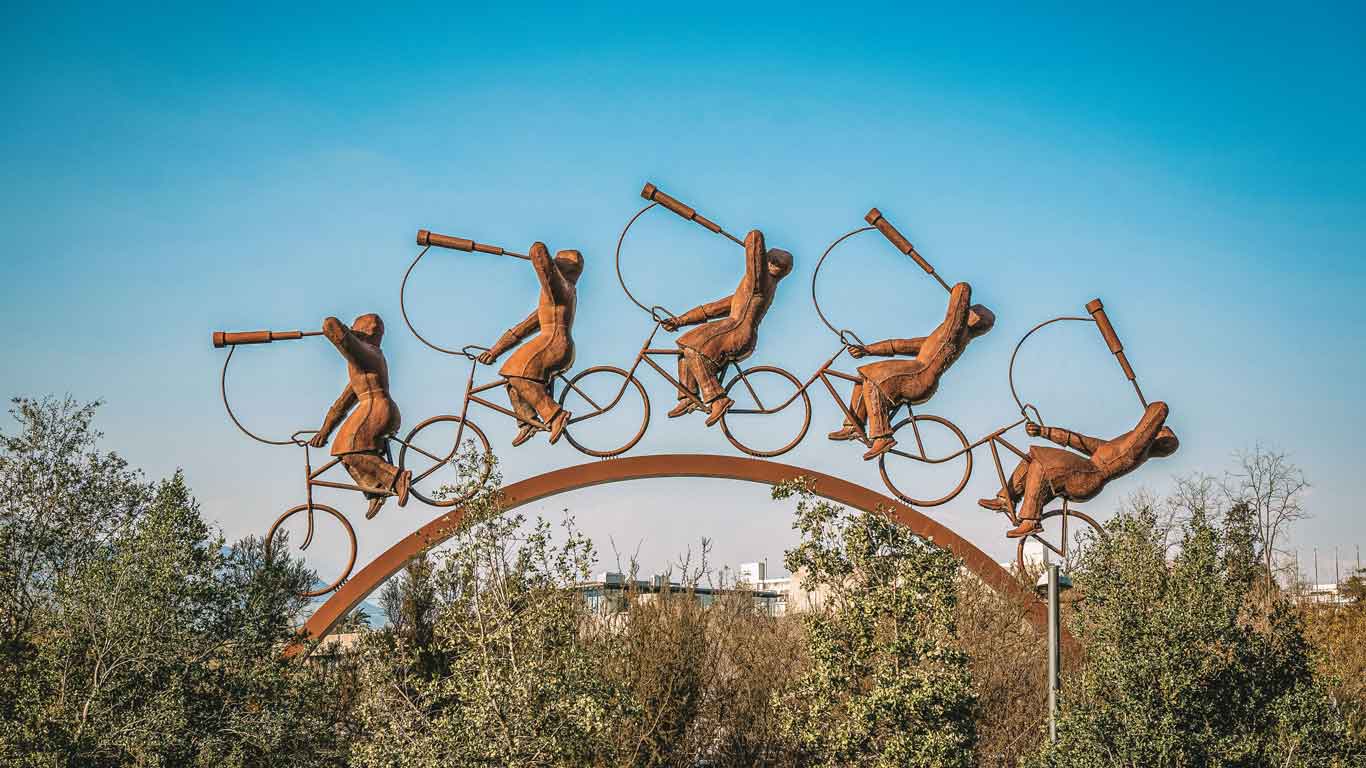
[979,401,1180,538]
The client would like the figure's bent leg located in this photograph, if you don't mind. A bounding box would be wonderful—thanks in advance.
[341,452,410,518]
[979,459,1029,514]
[684,350,732,427]
[860,382,897,460]
[504,381,541,446]
[1006,464,1053,537]
[668,354,702,418]
[509,376,570,445]
[828,381,867,441]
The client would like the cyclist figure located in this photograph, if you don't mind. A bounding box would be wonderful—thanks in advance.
[309,314,411,520]
[663,229,794,427]
[478,242,583,446]
[978,401,1179,538]
[827,282,995,460]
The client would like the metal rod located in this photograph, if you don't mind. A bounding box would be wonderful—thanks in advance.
[416,229,529,260]
[640,182,745,246]
[1048,562,1061,743]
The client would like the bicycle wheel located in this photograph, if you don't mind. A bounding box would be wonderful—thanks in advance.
[878,414,973,507]
[719,365,811,458]
[266,503,357,598]
[398,415,492,507]
[1016,507,1105,571]
[558,366,650,457]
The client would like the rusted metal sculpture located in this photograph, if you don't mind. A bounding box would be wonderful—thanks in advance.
[633,184,794,427]
[307,315,410,521]
[477,242,582,446]
[824,209,995,460]
[286,453,1074,657]
[979,403,1179,537]
[213,325,493,596]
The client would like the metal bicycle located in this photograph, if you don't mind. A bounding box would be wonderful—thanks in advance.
[213,332,491,597]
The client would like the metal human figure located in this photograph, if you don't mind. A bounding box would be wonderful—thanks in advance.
[663,230,793,427]
[828,282,996,460]
[477,242,583,446]
[309,314,411,520]
[978,401,1180,538]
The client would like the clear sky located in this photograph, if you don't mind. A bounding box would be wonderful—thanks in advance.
[3,3,1364,584]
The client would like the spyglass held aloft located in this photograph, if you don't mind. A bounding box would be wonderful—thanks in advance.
[212,329,323,348]
[416,229,529,260]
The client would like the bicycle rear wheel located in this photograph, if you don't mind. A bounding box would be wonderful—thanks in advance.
[558,366,650,457]
[1017,507,1104,571]
[398,415,492,507]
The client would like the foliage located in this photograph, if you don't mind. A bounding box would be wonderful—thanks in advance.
[0,398,348,767]
[1034,503,1361,766]
[772,479,977,768]
[1302,596,1366,741]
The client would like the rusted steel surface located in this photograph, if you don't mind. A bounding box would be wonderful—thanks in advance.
[288,453,1060,657]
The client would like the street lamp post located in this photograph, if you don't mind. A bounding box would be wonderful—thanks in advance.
[1036,561,1073,743]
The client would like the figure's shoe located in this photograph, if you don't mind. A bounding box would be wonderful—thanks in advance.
[547,410,571,444]
[511,424,537,447]
[977,496,1010,513]
[862,437,896,461]
[1006,519,1042,539]
[395,469,412,507]
[827,425,862,442]
[704,397,734,427]
[668,400,701,418]
[365,497,386,520]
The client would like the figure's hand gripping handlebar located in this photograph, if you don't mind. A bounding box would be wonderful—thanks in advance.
[864,208,951,292]
[640,182,745,246]
[1086,298,1148,407]
[416,229,530,261]
[212,329,322,348]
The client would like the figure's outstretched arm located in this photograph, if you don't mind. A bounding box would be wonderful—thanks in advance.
[744,229,767,296]
[1038,425,1104,456]
[938,283,973,339]
[860,337,927,357]
[312,385,357,446]
[485,311,540,361]
[666,297,731,330]
[322,316,366,364]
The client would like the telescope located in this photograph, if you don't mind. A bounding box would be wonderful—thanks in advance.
[1086,298,1148,407]
[416,229,529,260]
[212,329,322,348]
[865,207,951,292]
[640,182,745,246]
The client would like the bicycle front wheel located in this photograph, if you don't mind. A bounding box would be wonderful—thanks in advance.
[878,414,973,507]
[266,503,357,598]
[558,366,650,457]
[719,365,811,458]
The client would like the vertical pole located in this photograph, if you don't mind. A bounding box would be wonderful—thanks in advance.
[1048,562,1060,743]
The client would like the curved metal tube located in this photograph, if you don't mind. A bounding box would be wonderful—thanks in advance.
[1007,315,1095,420]
[615,201,673,319]
[810,225,876,341]
[220,345,297,446]
[399,244,467,356]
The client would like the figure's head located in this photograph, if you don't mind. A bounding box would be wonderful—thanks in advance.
[1150,426,1180,458]
[766,248,793,280]
[352,313,384,345]
[967,304,996,339]
[555,249,583,283]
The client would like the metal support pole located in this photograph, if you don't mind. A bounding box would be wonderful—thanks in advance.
[1048,562,1060,743]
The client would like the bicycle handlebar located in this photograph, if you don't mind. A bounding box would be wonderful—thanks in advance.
[864,208,950,292]
[416,229,529,260]
[212,330,322,348]
[640,182,744,246]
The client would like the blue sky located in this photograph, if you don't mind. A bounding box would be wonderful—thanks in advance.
[3,3,1364,582]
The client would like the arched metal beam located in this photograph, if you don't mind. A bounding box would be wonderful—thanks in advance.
[293,454,1052,654]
